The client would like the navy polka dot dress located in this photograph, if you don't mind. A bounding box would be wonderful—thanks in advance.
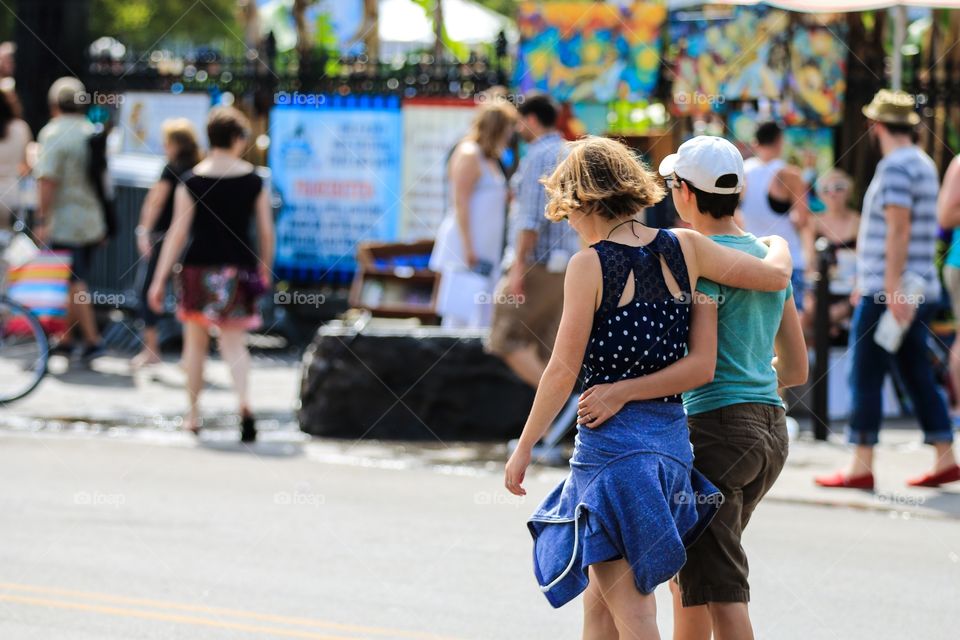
[583,229,692,401]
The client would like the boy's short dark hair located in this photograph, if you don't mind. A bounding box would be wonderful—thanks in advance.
[518,92,559,128]
[207,106,250,149]
[882,121,915,137]
[688,174,741,219]
[755,120,783,147]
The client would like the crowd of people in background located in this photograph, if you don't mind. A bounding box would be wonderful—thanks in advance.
[425,87,960,492]
[816,89,958,490]
[0,66,957,473]
[0,67,275,443]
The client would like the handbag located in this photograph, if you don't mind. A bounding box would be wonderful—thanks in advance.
[5,249,72,334]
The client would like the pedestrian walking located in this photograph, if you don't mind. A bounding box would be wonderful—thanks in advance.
[131,118,201,369]
[487,93,577,389]
[816,90,959,489]
[938,154,960,425]
[504,136,794,637]
[805,169,860,340]
[0,87,31,231]
[577,136,808,640]
[148,106,274,443]
[429,100,517,328]
[33,77,107,363]
[739,120,814,316]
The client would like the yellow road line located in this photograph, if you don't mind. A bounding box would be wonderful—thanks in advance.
[0,594,364,640]
[0,582,460,640]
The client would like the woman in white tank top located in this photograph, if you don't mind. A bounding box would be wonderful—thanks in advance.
[430,101,518,328]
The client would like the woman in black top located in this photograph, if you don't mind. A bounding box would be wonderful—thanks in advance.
[148,107,275,442]
[132,119,201,368]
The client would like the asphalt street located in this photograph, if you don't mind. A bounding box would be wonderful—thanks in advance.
[1,430,958,639]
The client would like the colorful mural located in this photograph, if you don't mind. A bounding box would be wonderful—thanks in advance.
[515,2,666,103]
[782,25,847,126]
[668,6,790,115]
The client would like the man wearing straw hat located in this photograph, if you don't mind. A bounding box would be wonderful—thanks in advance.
[816,89,960,489]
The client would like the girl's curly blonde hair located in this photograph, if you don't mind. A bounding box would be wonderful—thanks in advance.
[542,136,666,222]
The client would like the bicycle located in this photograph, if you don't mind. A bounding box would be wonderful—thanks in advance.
[0,222,50,405]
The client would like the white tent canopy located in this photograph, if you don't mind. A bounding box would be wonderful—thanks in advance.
[379,0,518,56]
[257,0,517,58]
[722,0,960,10]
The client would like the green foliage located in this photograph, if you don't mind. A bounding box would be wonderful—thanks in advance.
[472,0,517,18]
[89,0,244,51]
[0,4,16,41]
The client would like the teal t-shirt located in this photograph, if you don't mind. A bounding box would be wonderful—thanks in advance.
[682,233,792,416]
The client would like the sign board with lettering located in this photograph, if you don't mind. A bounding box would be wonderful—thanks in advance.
[268,95,403,282]
[119,92,210,155]
[399,98,477,241]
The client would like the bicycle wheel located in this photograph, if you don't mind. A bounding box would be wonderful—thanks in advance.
[0,296,49,404]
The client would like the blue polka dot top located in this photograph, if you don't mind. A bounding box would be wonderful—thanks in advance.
[583,229,692,403]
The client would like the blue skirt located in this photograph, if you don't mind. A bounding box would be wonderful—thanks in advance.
[528,401,722,609]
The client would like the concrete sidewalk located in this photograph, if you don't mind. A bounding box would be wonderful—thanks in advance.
[767,429,960,520]
[2,355,958,520]
[0,353,302,427]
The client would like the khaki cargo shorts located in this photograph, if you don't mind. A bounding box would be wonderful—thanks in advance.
[677,402,789,607]
[486,263,565,363]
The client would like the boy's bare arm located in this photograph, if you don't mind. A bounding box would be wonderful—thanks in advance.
[773,295,808,388]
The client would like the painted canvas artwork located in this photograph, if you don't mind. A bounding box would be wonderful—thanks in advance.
[783,25,847,126]
[515,2,666,103]
[668,6,790,115]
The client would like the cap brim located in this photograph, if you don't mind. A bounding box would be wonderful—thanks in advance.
[658,154,678,177]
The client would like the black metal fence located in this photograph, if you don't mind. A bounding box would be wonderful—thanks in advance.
[83,47,510,110]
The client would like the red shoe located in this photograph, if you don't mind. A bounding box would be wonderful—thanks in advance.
[906,464,960,488]
[814,471,875,490]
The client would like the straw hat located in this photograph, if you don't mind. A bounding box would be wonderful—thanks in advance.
[862,89,920,126]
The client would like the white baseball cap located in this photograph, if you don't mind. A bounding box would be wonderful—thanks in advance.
[658,136,744,195]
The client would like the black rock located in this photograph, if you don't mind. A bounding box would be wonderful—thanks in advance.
[298,323,536,441]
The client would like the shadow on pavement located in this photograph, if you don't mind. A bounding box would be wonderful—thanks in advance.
[47,366,137,389]
[197,438,305,459]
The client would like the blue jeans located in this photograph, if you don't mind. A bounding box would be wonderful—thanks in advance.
[848,299,953,446]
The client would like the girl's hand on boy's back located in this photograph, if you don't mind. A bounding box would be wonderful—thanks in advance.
[577,384,627,429]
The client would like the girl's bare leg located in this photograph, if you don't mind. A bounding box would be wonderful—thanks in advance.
[583,575,618,640]
[217,328,251,414]
[590,559,660,640]
[181,321,209,431]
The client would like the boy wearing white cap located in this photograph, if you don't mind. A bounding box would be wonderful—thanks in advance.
[577,136,808,639]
